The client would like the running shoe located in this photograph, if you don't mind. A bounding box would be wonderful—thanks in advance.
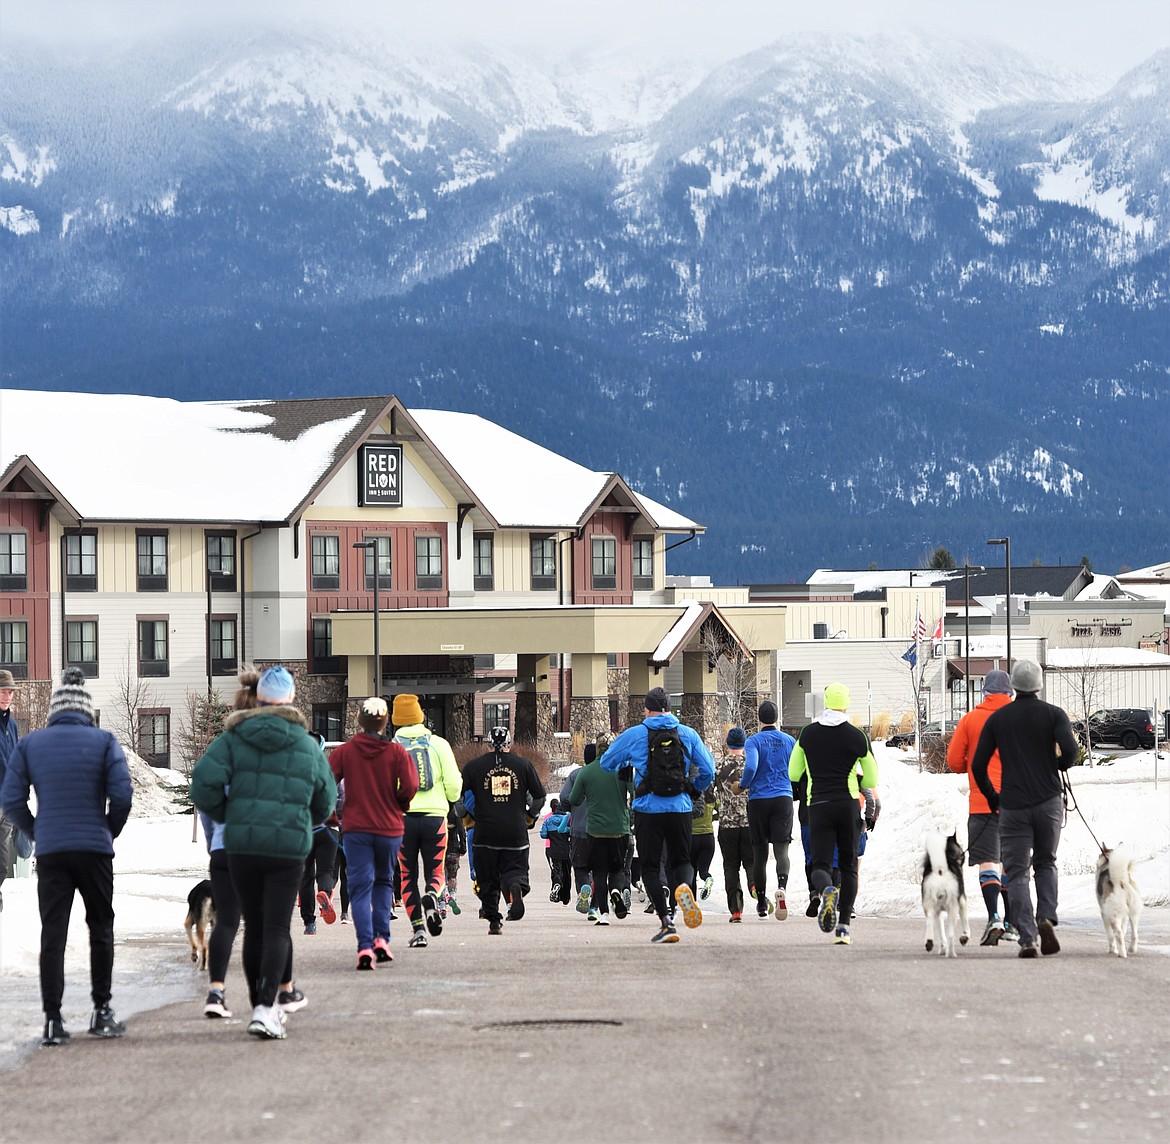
[203,989,232,1019]
[674,884,703,929]
[1018,941,1039,959]
[276,987,307,1013]
[643,900,657,914]
[757,896,774,919]
[729,912,743,924]
[316,890,336,925]
[576,884,593,914]
[980,915,1005,947]
[594,913,610,926]
[650,922,680,944]
[488,919,503,935]
[303,920,317,935]
[634,882,646,903]
[550,883,562,903]
[817,885,840,934]
[805,897,820,919]
[699,874,714,902]
[1001,923,1020,942]
[41,1018,70,1047]
[247,1005,286,1040]
[423,891,444,936]
[587,907,600,923]
[340,913,349,925]
[449,895,461,915]
[373,937,394,963]
[505,885,525,922]
[356,948,376,971]
[1037,919,1061,956]
[408,929,429,948]
[834,925,851,946]
[774,888,787,920]
[610,888,629,919]
[88,1006,126,1039]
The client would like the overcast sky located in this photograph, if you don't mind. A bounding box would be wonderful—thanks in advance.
[4,0,1168,81]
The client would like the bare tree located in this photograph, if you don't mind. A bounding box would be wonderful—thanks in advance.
[1060,634,1115,766]
[702,621,760,730]
[175,688,228,781]
[107,644,159,759]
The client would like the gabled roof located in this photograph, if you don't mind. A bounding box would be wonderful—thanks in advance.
[0,455,81,524]
[0,390,703,533]
[648,600,752,667]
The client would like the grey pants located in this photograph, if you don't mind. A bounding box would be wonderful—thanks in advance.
[1000,795,1063,946]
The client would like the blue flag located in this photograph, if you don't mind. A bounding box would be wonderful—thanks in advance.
[901,643,918,669]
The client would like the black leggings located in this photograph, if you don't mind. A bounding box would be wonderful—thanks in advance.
[635,812,693,922]
[689,832,716,893]
[808,800,861,923]
[207,849,241,984]
[748,796,793,898]
[229,854,301,1008]
[299,827,339,923]
[587,835,630,915]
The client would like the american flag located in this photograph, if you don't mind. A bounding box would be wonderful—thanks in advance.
[914,608,928,642]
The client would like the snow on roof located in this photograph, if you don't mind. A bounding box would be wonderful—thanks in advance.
[1,390,702,531]
[0,390,368,522]
[806,568,954,593]
[1046,647,1170,670]
[650,600,705,663]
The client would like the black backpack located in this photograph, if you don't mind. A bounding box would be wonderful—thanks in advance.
[638,725,689,798]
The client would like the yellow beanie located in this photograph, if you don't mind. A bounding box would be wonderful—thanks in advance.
[392,693,425,727]
[824,682,850,711]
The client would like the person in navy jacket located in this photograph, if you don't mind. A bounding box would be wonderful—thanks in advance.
[0,667,133,1047]
[600,687,715,944]
[0,668,22,913]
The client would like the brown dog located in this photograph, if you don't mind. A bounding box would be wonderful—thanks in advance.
[183,879,216,970]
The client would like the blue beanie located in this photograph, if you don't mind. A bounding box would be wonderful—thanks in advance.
[256,665,296,705]
[726,726,746,749]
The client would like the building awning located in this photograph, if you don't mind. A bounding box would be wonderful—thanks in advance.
[946,657,1001,678]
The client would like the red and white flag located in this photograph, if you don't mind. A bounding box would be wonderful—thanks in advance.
[930,617,943,646]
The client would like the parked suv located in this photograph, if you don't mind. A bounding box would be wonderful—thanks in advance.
[1071,708,1155,751]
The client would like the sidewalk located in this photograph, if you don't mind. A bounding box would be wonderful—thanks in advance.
[2,863,1168,1144]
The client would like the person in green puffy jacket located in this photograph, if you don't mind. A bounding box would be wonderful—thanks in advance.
[191,665,336,1041]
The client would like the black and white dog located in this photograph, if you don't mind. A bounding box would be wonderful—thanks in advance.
[183,879,216,970]
[921,832,969,957]
[1096,845,1141,958]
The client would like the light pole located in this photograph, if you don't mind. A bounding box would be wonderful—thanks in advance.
[353,540,381,696]
[986,537,1011,670]
[963,563,984,714]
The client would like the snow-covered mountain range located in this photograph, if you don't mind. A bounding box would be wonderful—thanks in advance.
[2,28,1167,580]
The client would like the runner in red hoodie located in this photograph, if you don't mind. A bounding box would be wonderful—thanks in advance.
[328,698,418,970]
[946,669,1013,946]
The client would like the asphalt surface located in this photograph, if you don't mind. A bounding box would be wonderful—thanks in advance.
[1,860,1168,1144]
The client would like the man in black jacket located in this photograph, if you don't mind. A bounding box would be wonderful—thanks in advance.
[971,659,1079,959]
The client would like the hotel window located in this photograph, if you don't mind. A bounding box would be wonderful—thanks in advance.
[64,531,97,592]
[310,534,340,590]
[633,536,654,590]
[137,618,169,677]
[483,701,510,735]
[206,532,237,592]
[138,711,170,767]
[136,531,168,592]
[0,532,28,591]
[362,536,393,590]
[210,616,238,676]
[591,536,616,590]
[473,533,494,591]
[312,618,341,674]
[0,620,29,679]
[313,705,343,743]
[530,534,556,591]
[66,618,99,677]
[415,534,443,590]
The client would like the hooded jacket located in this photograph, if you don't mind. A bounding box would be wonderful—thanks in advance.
[788,710,877,805]
[947,692,1012,815]
[599,712,715,815]
[393,723,462,816]
[328,731,419,836]
[1,711,132,857]
[191,706,337,861]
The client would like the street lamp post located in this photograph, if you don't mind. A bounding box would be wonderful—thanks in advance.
[963,563,984,714]
[353,540,381,696]
[986,537,1011,670]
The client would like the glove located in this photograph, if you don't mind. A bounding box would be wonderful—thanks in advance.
[461,812,476,829]
[525,813,538,830]
[986,793,1000,814]
[864,816,875,832]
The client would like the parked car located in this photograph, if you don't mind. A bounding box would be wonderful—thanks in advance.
[885,721,948,750]
[1071,708,1156,751]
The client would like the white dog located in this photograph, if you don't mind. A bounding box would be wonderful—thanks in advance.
[1096,845,1141,958]
[921,832,969,957]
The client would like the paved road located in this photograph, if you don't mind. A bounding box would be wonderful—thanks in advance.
[2,866,1167,1144]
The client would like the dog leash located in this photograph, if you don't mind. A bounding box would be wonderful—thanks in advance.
[1059,770,1108,857]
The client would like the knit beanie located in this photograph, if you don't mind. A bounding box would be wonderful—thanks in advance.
[758,700,778,725]
[1010,659,1043,694]
[392,693,425,727]
[726,726,746,749]
[824,682,850,711]
[644,687,670,713]
[983,669,1013,696]
[256,665,296,705]
[49,666,95,723]
[358,696,389,734]
[583,743,597,765]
